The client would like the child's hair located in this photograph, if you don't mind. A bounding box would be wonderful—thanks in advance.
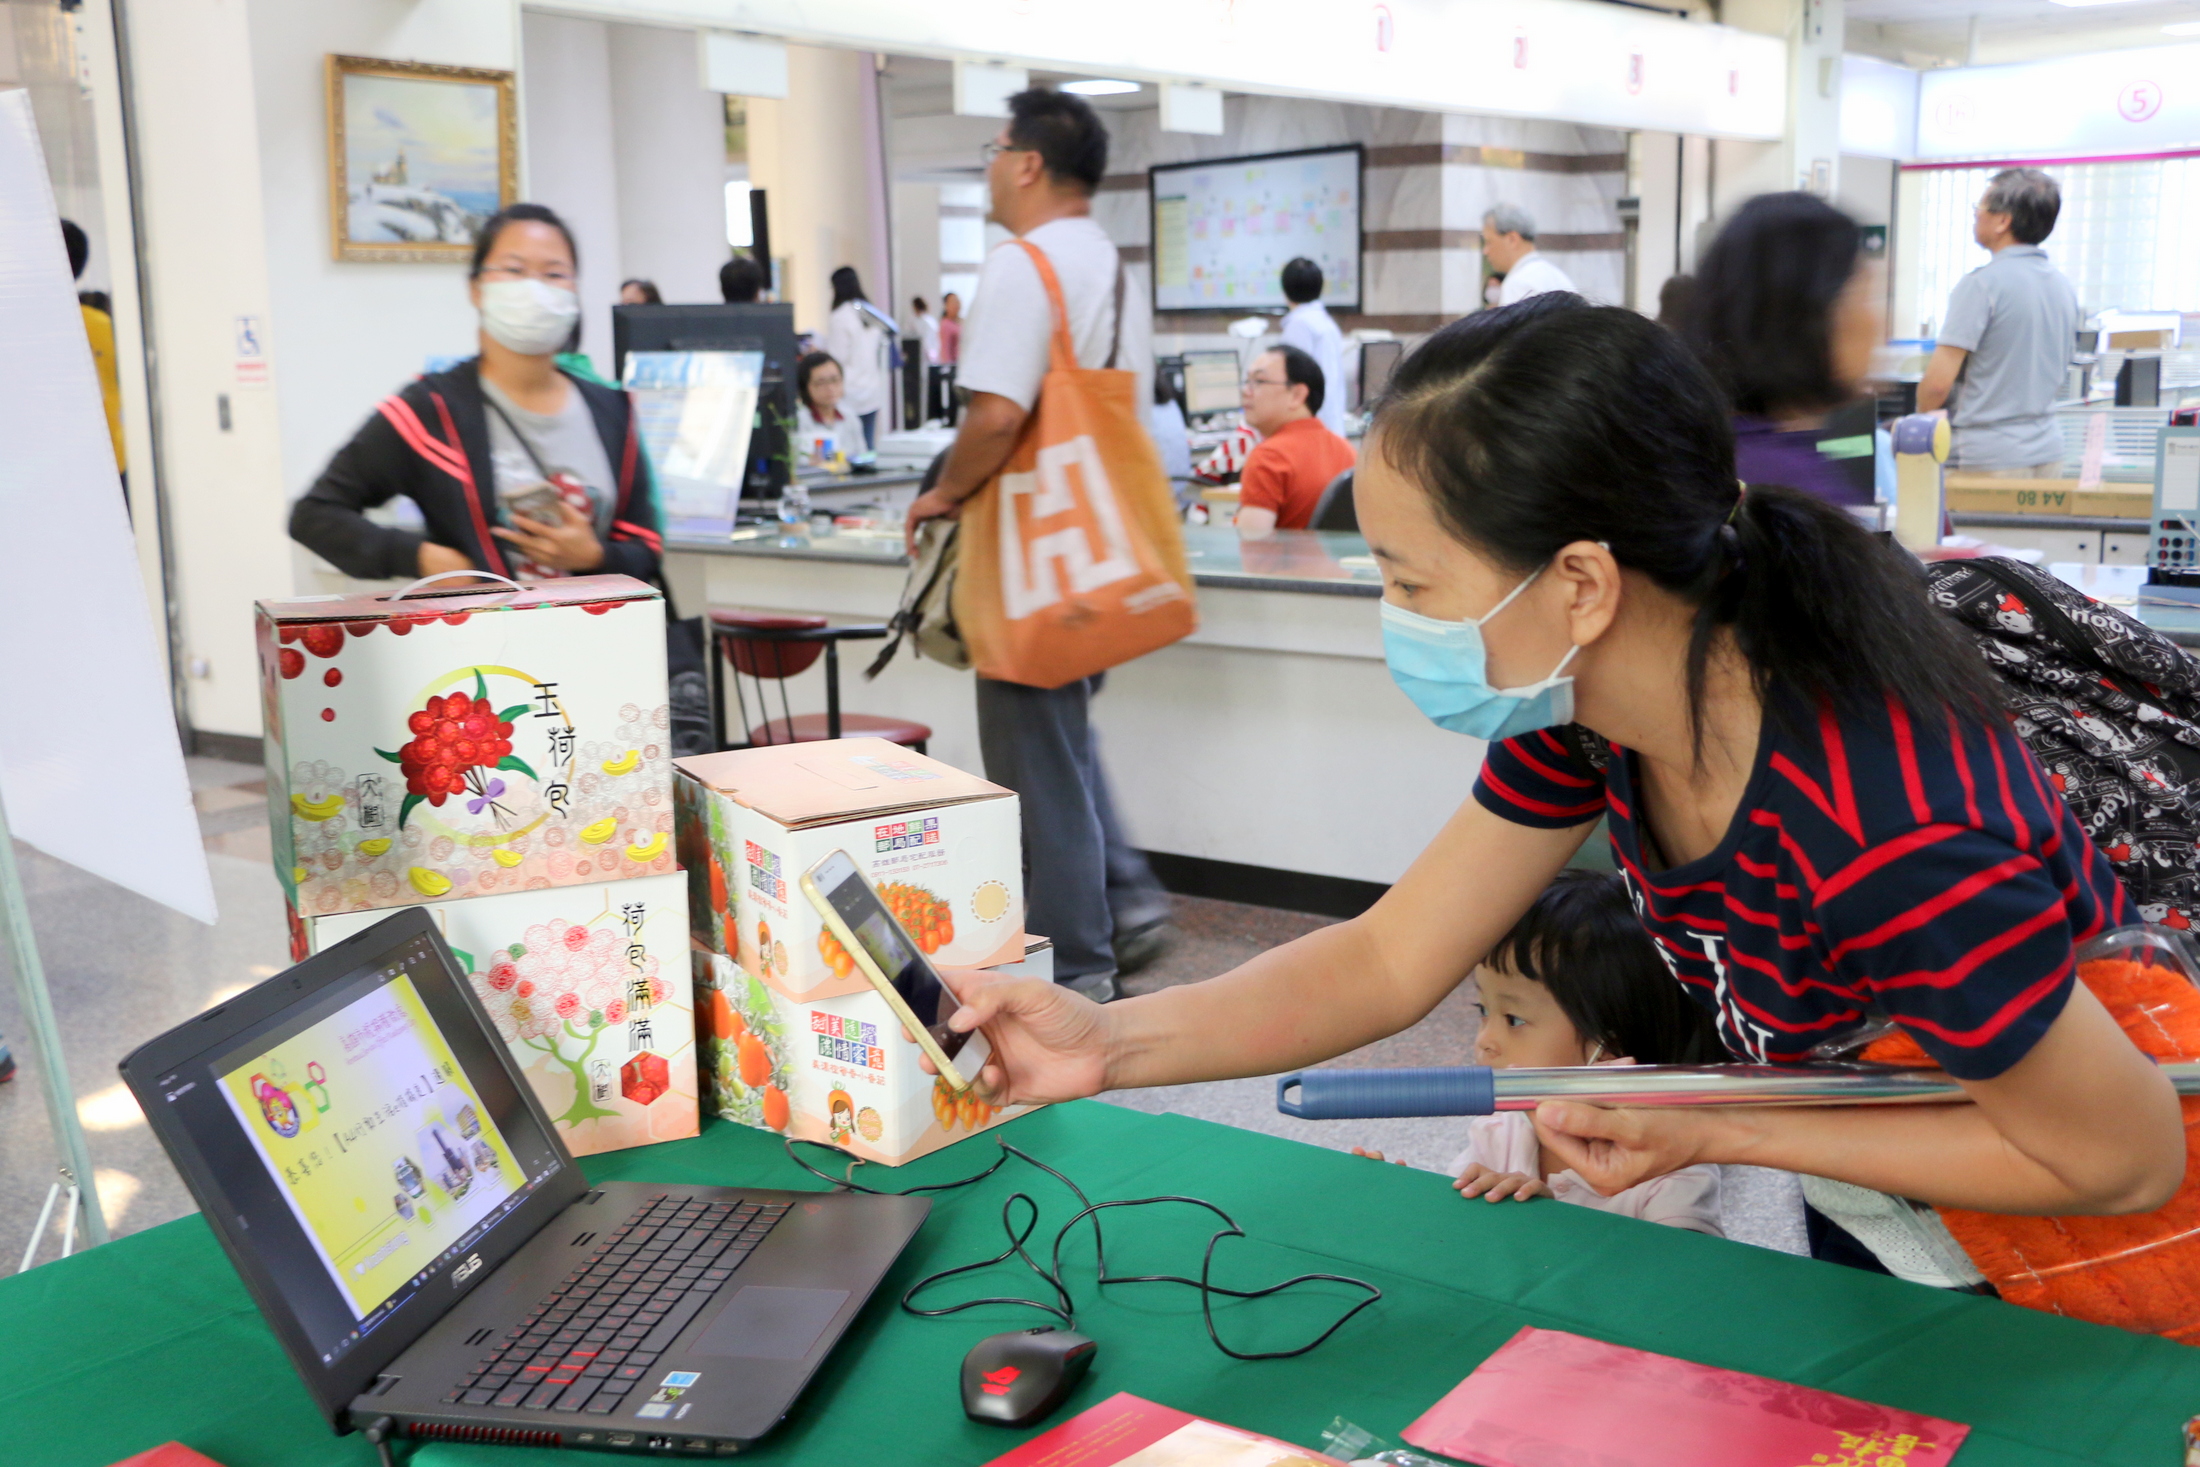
[1485,870,1727,1065]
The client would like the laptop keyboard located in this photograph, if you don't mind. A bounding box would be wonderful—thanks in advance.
[441,1193,790,1416]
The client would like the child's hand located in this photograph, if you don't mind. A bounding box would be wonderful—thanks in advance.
[1350,1146,1407,1167]
[1453,1163,1550,1202]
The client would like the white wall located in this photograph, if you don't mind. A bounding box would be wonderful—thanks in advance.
[124,0,287,740]
[608,22,727,308]
[745,45,893,334]
[251,0,514,501]
[523,11,622,364]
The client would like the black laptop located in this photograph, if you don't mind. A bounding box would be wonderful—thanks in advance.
[120,907,928,1457]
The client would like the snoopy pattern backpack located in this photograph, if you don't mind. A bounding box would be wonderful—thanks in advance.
[1924,555,2200,929]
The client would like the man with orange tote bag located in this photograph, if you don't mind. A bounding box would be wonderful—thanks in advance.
[904,89,1189,1002]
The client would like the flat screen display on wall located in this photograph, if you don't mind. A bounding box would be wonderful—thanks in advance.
[1149,145,1363,314]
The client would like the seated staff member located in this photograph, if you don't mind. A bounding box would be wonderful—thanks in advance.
[1235,344,1356,535]
[938,296,2186,1277]
[291,203,662,585]
[794,351,852,467]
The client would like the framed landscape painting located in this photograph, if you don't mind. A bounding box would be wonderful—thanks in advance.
[326,55,516,262]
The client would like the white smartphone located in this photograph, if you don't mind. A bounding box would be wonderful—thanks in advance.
[799,850,991,1093]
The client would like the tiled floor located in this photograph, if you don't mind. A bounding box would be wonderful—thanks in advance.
[0,758,1803,1272]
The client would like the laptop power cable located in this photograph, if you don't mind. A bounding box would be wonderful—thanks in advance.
[783,1136,1381,1361]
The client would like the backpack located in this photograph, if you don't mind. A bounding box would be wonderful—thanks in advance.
[1924,555,2200,929]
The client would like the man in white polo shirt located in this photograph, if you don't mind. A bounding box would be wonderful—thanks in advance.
[1483,204,1576,306]
[1918,168,2080,476]
[902,87,1172,1002]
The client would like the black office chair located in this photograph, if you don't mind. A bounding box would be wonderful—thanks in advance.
[1308,469,1357,531]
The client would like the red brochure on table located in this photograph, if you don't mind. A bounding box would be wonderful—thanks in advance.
[1403,1328,1968,1467]
[106,1446,227,1467]
[982,1392,1343,1466]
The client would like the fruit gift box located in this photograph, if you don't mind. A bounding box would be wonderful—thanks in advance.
[304,875,698,1157]
[673,739,1024,1001]
[258,576,674,920]
[693,947,1031,1166]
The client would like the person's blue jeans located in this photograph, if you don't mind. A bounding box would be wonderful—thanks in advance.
[975,674,1171,990]
[858,410,879,450]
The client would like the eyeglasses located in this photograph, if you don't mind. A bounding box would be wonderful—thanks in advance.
[1242,374,1287,390]
[979,141,1032,166]
[478,263,577,288]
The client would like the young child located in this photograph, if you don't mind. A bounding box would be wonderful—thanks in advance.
[1355,870,1729,1235]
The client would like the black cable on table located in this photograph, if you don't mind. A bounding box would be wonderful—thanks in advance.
[782,1134,1381,1362]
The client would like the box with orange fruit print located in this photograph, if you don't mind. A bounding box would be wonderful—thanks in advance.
[256,575,672,922]
[692,947,1030,1165]
[673,739,1024,1002]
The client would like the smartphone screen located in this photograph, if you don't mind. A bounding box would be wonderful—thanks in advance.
[812,853,972,1061]
[506,483,563,525]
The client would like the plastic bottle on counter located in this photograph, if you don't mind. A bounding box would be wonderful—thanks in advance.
[777,479,811,528]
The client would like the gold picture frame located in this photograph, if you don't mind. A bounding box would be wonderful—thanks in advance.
[326,55,516,263]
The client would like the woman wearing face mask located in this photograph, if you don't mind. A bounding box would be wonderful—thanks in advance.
[291,203,663,587]
[934,295,2188,1285]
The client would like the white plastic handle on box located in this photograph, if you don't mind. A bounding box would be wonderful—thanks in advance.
[389,571,528,601]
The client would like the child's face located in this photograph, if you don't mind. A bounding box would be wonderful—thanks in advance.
[1471,962,1595,1069]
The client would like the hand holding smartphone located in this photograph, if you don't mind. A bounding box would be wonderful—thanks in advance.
[505,482,567,526]
[800,850,992,1093]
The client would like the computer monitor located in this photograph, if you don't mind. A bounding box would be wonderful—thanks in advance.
[1182,350,1243,420]
[1355,339,1403,412]
[613,303,798,498]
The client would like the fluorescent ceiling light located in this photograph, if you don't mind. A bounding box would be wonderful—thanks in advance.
[2046,0,2144,6]
[1062,79,1141,96]
[2166,19,2200,31]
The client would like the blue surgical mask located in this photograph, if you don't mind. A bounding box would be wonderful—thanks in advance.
[1381,563,1581,741]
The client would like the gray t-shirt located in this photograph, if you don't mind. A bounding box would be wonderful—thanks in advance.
[1939,245,2080,469]
[481,376,615,538]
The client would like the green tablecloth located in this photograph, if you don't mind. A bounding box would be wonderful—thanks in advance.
[7,1101,2200,1466]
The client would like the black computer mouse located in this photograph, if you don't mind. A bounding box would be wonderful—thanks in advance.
[959,1325,1098,1427]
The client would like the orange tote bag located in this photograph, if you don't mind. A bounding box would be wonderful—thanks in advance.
[953,240,1196,689]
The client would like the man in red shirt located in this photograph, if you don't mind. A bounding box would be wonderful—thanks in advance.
[1235,344,1356,535]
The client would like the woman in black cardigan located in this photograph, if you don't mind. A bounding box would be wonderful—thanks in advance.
[290,203,662,586]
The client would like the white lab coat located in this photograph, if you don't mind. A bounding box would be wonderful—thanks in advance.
[824,300,889,418]
[1281,300,1349,435]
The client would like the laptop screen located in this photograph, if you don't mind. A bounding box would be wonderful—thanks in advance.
[140,918,570,1381]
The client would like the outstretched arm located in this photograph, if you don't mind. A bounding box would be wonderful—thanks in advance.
[942,795,1596,1104]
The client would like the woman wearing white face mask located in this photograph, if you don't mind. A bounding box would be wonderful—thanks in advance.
[928,295,2197,1307]
[292,203,664,588]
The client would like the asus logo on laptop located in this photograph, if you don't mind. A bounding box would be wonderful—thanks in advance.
[453,1254,483,1285]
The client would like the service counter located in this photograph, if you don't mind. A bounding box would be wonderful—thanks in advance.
[662,525,1479,888]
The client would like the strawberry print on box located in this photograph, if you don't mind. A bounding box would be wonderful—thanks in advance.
[258,576,673,918]
[304,874,698,1157]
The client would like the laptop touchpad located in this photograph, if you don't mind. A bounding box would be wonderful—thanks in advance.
[690,1286,850,1361]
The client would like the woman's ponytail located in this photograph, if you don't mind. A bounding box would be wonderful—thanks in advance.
[1701,483,2000,740]
[1376,296,2001,747]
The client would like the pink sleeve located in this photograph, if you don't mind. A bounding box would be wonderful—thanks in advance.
[1620,1165,1724,1237]
[1449,1113,1540,1178]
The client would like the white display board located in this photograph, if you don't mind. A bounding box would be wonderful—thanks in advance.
[1151,147,1360,313]
[0,91,214,926]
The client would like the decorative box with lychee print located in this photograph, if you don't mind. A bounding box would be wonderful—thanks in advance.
[304,875,698,1157]
[693,947,1031,1166]
[673,739,1024,1001]
[257,576,673,920]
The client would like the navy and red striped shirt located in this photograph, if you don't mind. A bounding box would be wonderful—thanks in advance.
[1474,698,2132,1079]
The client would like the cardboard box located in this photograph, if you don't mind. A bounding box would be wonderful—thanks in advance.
[302,874,698,1157]
[1943,477,2151,520]
[257,576,674,919]
[674,739,1024,999]
[693,945,1041,1165]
